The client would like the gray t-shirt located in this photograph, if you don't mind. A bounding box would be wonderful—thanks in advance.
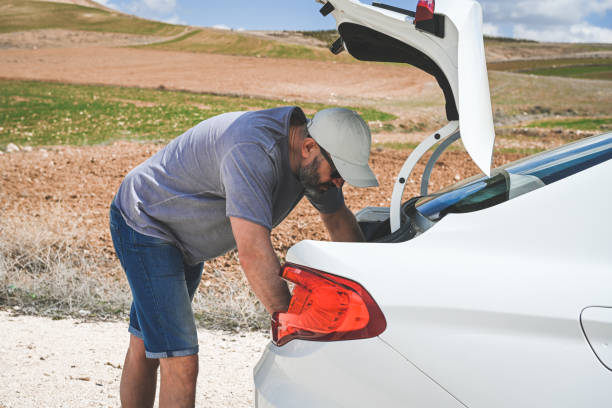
[114,106,344,265]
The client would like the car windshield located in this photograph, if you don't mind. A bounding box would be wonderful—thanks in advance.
[416,133,612,221]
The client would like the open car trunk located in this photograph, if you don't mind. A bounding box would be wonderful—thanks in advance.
[356,201,422,243]
[356,132,612,243]
[316,0,496,237]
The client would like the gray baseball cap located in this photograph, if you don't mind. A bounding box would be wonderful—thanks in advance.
[307,108,379,188]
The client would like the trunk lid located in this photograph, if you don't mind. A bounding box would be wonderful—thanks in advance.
[320,0,495,175]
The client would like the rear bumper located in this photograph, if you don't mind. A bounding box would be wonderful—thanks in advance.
[254,337,464,408]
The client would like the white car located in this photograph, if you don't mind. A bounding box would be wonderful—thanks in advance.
[254,1,612,407]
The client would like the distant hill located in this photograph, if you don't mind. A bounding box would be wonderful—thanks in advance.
[0,0,349,61]
[2,0,610,80]
[136,28,352,62]
[0,0,185,36]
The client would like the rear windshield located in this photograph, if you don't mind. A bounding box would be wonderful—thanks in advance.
[416,133,612,221]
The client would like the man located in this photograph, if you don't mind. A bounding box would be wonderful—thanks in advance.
[109,106,378,407]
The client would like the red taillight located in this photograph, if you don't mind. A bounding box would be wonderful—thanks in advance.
[272,263,386,346]
[415,0,435,23]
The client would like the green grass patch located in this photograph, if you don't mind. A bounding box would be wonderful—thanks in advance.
[528,65,612,80]
[484,36,537,44]
[489,57,608,71]
[0,79,395,147]
[135,28,352,61]
[296,29,339,47]
[580,44,612,53]
[495,147,546,155]
[527,117,612,131]
[374,141,545,156]
[144,28,202,46]
[488,71,612,118]
[0,0,185,35]
[374,142,419,150]
[488,57,612,81]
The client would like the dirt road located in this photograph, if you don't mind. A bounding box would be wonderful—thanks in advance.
[0,29,168,50]
[0,311,268,407]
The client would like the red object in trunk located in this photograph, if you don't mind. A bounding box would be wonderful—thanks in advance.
[415,0,435,22]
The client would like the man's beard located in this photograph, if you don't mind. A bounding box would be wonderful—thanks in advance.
[299,155,335,199]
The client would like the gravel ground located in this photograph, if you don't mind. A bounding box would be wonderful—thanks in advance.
[0,311,270,407]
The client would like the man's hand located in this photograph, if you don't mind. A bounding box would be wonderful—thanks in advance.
[320,204,365,242]
[230,217,291,314]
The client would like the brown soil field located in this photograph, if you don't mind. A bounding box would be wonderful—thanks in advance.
[0,47,434,106]
[0,142,521,282]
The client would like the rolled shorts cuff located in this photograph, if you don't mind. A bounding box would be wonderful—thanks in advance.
[145,346,200,359]
[128,324,144,340]
[128,325,199,359]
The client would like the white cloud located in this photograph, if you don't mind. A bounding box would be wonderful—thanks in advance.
[123,0,177,17]
[514,22,612,43]
[163,15,186,25]
[585,0,612,14]
[480,0,612,43]
[95,0,119,10]
[142,0,176,14]
[482,23,500,37]
[212,24,231,30]
[482,0,612,23]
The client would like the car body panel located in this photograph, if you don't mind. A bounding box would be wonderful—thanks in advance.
[281,157,612,407]
[254,337,465,408]
[327,0,494,174]
[581,307,612,372]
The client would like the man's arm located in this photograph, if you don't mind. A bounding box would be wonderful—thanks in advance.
[320,204,365,242]
[230,216,291,315]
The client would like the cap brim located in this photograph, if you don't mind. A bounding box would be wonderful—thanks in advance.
[331,154,379,188]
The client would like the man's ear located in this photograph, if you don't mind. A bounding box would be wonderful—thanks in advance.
[301,137,318,159]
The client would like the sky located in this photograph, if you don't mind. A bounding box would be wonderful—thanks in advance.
[97,0,612,43]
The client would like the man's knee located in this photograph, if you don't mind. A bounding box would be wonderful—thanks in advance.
[127,334,159,370]
[160,354,198,381]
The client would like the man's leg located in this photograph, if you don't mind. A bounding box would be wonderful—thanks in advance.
[110,203,203,407]
[120,334,160,408]
[159,354,199,408]
[154,261,202,407]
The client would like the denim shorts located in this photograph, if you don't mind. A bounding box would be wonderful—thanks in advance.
[109,202,203,359]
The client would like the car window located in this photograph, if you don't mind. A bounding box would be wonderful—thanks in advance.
[416,171,508,220]
[416,133,612,221]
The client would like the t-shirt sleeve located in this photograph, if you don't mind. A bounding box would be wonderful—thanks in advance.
[305,187,345,214]
[220,143,277,230]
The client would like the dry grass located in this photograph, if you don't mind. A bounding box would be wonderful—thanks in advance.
[0,207,268,330]
[0,206,130,318]
[193,273,268,331]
